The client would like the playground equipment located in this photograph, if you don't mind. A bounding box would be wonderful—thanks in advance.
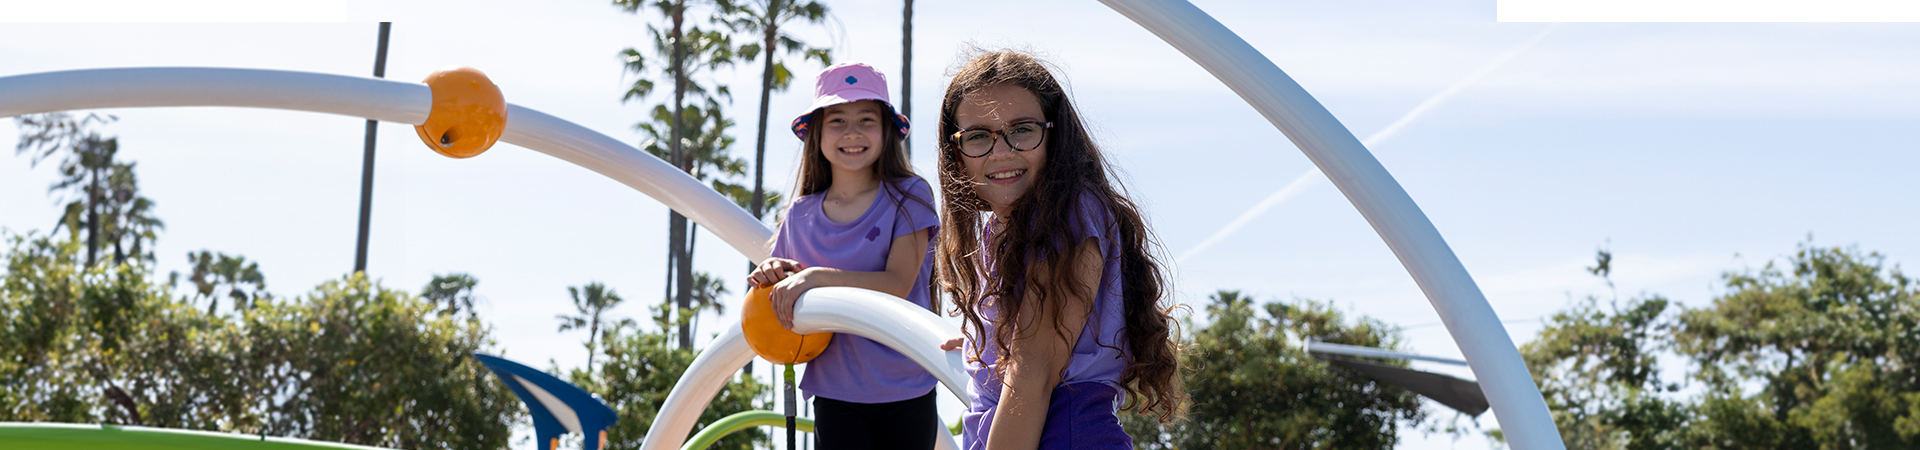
[1304,341,1490,417]
[414,66,506,159]
[473,354,619,450]
[0,0,1566,448]
[740,286,832,365]
[738,285,829,450]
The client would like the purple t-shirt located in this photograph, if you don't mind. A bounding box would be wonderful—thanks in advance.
[961,190,1130,446]
[772,177,940,404]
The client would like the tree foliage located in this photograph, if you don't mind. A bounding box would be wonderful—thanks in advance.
[1523,291,1689,449]
[14,113,163,266]
[1121,290,1429,449]
[6,110,782,450]
[613,0,750,350]
[182,250,267,315]
[634,94,752,350]
[559,281,632,373]
[420,272,480,318]
[1520,242,1920,449]
[0,232,520,450]
[718,0,832,220]
[1676,244,1920,448]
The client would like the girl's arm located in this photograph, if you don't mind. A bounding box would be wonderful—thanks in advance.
[769,229,930,329]
[985,237,1102,450]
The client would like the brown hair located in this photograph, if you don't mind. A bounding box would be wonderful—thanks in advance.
[934,49,1186,422]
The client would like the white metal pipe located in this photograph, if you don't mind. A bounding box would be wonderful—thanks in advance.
[501,105,771,262]
[638,325,755,450]
[640,287,968,450]
[0,67,773,263]
[1305,340,1469,367]
[0,67,431,125]
[787,286,971,405]
[1094,0,1564,448]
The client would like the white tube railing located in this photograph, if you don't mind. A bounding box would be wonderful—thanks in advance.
[0,67,773,263]
[1306,340,1470,366]
[639,287,967,450]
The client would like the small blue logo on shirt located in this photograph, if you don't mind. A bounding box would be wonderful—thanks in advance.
[845,76,858,85]
[865,227,881,241]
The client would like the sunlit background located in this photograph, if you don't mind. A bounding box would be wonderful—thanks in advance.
[4,1,1918,448]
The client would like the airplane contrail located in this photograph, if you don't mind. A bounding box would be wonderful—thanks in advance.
[1176,23,1562,265]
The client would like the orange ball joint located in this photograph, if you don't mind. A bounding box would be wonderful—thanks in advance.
[741,285,833,365]
[414,66,506,159]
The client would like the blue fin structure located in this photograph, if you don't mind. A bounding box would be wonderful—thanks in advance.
[473,353,620,450]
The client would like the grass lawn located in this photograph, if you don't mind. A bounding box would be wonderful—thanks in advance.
[0,422,395,450]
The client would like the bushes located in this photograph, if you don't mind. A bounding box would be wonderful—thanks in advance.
[0,232,519,449]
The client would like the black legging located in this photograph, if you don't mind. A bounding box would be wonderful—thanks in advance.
[812,389,940,450]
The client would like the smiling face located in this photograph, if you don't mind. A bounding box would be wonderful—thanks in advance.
[955,83,1049,216]
[817,100,888,176]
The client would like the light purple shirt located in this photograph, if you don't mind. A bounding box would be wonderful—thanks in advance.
[961,190,1130,444]
[772,177,940,404]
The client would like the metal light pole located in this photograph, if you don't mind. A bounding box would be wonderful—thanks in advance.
[901,0,912,158]
[353,22,391,274]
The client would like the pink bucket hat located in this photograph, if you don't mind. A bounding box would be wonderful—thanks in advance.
[791,62,910,140]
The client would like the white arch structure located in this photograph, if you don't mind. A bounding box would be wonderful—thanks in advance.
[0,1,1562,448]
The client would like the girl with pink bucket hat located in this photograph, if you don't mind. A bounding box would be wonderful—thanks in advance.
[746,62,942,449]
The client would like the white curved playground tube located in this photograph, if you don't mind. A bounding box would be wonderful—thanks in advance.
[639,287,967,450]
[0,67,774,264]
[1095,0,1563,448]
[787,287,970,400]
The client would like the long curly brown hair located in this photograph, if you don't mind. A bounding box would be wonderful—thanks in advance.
[934,49,1186,422]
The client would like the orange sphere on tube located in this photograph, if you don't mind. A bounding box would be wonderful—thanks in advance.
[414,66,506,159]
[741,285,833,364]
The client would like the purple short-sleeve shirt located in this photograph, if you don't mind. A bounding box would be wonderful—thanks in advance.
[961,190,1131,446]
[771,177,940,404]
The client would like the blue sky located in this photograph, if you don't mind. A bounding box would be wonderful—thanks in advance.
[4,1,1919,448]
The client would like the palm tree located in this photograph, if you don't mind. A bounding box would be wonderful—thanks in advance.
[718,5,820,379]
[16,113,161,267]
[721,0,831,222]
[101,161,163,264]
[640,99,744,182]
[686,271,731,340]
[185,250,266,315]
[557,282,627,371]
[902,0,913,157]
[639,99,754,348]
[420,273,480,318]
[613,0,743,350]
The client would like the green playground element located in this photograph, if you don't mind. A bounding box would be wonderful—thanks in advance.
[680,410,814,450]
[0,422,396,450]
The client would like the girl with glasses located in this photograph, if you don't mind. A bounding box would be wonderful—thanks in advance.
[934,50,1187,449]
[748,62,943,449]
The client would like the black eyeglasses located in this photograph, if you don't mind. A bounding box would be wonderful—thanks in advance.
[950,121,1051,158]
